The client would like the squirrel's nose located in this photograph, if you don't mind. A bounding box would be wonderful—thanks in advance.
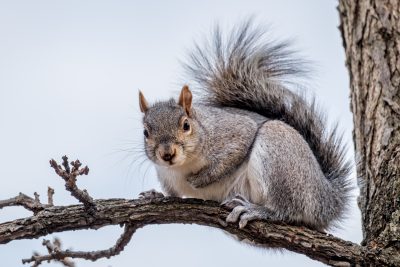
[159,144,177,162]
[161,152,175,162]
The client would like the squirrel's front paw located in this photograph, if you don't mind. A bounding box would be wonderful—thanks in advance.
[139,189,164,199]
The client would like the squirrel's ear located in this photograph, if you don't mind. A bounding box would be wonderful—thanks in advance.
[138,90,149,113]
[178,85,193,116]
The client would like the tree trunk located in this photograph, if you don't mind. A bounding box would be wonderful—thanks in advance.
[338,0,400,255]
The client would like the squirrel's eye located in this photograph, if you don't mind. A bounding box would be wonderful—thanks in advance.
[183,119,190,132]
[143,129,149,138]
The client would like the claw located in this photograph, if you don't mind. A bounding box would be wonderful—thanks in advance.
[226,206,247,223]
[139,189,164,199]
[238,213,259,229]
[221,195,249,209]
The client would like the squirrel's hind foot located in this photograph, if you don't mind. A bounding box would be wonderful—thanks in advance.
[222,195,275,229]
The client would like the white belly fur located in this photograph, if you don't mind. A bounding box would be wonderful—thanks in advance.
[156,160,250,202]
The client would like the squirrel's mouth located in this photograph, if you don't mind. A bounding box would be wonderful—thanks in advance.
[156,147,185,167]
[164,158,183,167]
[154,154,174,166]
[157,156,177,166]
[156,156,185,168]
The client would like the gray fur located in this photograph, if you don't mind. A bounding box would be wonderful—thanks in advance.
[140,20,352,231]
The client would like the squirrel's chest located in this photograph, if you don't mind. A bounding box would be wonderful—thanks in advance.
[155,162,248,202]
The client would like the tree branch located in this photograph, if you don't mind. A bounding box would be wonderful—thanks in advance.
[0,197,396,266]
[2,157,398,266]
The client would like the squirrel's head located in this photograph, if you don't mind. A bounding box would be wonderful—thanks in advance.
[139,85,202,167]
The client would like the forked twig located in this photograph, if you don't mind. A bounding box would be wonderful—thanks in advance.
[22,224,139,266]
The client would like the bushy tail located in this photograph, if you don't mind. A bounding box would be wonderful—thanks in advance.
[183,20,351,192]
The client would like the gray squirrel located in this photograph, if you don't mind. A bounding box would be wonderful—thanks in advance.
[138,21,351,231]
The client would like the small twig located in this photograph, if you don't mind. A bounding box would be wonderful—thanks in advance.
[0,193,48,214]
[0,187,55,214]
[61,156,71,174]
[49,156,96,213]
[33,192,40,204]
[23,238,75,267]
[22,224,139,266]
[47,187,54,206]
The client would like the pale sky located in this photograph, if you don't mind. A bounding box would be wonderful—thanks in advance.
[0,1,361,266]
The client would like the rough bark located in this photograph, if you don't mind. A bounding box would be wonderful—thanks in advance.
[338,0,400,261]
